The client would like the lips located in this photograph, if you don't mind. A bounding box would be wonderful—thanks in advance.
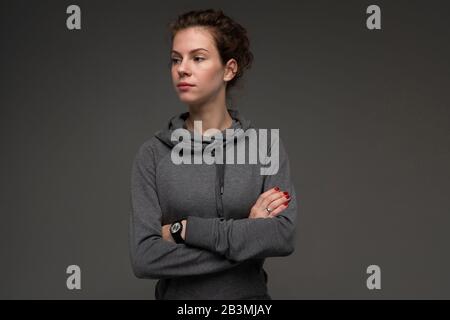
[177,82,195,87]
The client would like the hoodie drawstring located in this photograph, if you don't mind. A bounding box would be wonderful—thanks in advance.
[214,145,226,217]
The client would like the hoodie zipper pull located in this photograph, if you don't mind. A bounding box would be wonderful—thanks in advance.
[220,185,224,195]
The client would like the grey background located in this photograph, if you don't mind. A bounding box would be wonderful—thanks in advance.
[1,0,449,299]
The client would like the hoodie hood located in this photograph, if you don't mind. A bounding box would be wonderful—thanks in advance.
[155,108,252,149]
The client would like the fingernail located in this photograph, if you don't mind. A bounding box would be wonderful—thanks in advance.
[285,196,290,200]
[283,203,289,206]
[283,192,289,196]
[274,187,280,191]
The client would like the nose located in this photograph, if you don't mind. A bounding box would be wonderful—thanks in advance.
[177,59,191,77]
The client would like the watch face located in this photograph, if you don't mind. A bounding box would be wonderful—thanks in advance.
[170,222,181,233]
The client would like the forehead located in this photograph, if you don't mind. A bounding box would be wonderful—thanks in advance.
[172,27,216,53]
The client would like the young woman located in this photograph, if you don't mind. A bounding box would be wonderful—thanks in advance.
[130,9,298,300]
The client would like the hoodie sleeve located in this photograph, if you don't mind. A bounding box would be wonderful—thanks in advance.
[129,141,241,279]
[184,137,298,262]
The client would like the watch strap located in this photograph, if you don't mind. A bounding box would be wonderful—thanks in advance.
[171,221,184,244]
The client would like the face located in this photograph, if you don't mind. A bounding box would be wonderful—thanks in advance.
[170,27,237,106]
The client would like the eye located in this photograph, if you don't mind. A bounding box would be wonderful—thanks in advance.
[194,56,205,62]
[171,57,181,65]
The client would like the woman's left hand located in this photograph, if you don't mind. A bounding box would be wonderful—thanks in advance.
[248,187,291,219]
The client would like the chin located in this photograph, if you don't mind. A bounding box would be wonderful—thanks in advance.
[178,96,195,104]
[178,95,203,105]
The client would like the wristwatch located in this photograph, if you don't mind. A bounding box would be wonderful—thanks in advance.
[170,220,184,244]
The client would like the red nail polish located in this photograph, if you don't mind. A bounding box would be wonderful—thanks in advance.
[274,187,280,191]
[283,203,289,206]
[285,196,290,200]
[283,192,289,196]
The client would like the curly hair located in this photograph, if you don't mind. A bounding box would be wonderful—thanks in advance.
[168,9,254,93]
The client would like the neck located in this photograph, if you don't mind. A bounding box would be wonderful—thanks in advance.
[185,90,233,135]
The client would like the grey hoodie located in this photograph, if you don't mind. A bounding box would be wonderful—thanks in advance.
[129,108,298,299]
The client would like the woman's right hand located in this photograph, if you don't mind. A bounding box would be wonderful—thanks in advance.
[248,187,291,219]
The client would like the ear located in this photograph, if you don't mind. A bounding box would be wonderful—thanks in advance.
[223,58,238,82]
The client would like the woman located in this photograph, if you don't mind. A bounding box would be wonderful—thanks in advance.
[130,9,298,300]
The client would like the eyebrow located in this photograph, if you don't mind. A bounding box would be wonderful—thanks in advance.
[171,48,209,55]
